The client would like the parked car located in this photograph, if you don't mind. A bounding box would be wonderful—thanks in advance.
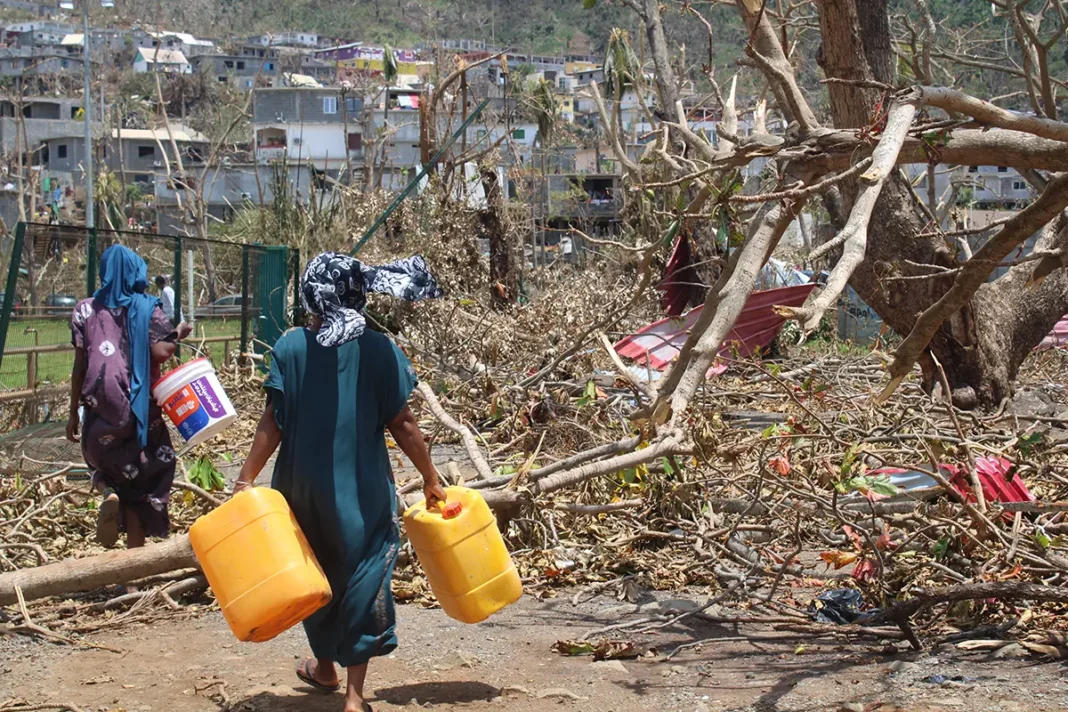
[0,292,22,315]
[196,295,245,318]
[43,294,77,315]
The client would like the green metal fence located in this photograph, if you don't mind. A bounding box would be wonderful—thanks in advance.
[0,223,300,399]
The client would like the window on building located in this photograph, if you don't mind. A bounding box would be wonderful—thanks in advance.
[1013,180,1027,190]
[224,60,233,69]
[237,61,246,70]
[323,96,338,114]
[348,132,362,151]
[512,128,525,140]
[218,76,227,82]
[57,144,67,159]
[968,165,978,173]
[265,62,274,71]
[344,97,358,112]
[138,145,155,159]
[997,166,1008,172]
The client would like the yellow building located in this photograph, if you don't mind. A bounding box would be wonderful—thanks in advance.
[565,60,597,76]
[556,94,575,120]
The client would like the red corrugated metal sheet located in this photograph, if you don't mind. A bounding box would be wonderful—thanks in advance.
[658,232,694,318]
[614,283,817,376]
[1039,315,1068,350]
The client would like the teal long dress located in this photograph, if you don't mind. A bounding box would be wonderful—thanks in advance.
[265,326,417,667]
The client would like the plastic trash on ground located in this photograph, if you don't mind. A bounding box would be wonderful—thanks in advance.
[807,588,879,625]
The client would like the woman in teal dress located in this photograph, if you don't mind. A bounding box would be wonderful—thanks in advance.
[236,252,446,712]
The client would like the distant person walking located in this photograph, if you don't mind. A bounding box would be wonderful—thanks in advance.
[67,246,192,549]
[155,275,178,322]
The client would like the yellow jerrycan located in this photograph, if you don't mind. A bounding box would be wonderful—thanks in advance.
[403,486,522,623]
[189,487,332,642]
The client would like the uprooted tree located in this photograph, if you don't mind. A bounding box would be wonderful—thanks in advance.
[588,0,1068,416]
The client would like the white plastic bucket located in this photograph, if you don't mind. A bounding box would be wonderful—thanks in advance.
[153,358,237,449]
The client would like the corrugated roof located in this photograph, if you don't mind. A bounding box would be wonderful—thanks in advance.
[110,125,207,143]
[147,30,213,46]
[137,48,189,65]
[283,73,321,87]
[614,284,817,377]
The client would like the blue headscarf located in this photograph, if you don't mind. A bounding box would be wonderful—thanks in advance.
[94,245,160,448]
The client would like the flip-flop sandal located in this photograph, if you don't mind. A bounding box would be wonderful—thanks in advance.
[97,493,120,548]
[295,658,340,693]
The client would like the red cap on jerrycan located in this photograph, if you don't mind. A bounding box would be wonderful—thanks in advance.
[440,501,463,519]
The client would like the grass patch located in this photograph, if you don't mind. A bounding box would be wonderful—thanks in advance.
[0,316,244,390]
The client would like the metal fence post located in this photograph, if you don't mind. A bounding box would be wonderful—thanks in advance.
[240,245,250,358]
[291,248,302,326]
[173,235,182,360]
[0,222,27,374]
[86,226,97,296]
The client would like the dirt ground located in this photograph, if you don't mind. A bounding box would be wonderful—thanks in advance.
[2,587,1067,712]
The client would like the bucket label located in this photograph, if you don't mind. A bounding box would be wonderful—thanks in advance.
[162,385,210,440]
[190,377,226,419]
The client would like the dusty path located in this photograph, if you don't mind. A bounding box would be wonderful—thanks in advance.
[2,589,1066,712]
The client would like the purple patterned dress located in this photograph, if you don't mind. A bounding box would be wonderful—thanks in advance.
[71,299,178,537]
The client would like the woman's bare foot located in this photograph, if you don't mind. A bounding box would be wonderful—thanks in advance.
[343,662,370,712]
[343,698,371,712]
[296,657,340,691]
[96,490,120,547]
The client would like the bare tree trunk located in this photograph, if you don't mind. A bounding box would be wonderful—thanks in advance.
[817,0,1027,408]
[115,106,128,221]
[482,166,516,307]
[362,104,374,192]
[154,69,218,301]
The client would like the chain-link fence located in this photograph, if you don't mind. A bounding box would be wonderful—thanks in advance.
[0,223,300,423]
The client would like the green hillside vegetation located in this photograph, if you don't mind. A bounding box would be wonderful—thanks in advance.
[0,0,1057,117]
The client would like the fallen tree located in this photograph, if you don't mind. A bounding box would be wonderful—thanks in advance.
[0,535,197,607]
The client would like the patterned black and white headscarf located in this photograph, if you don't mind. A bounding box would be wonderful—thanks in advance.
[300,252,443,347]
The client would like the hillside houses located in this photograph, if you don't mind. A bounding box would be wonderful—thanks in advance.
[0,13,1042,248]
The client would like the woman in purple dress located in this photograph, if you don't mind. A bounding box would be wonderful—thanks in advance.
[66,245,192,549]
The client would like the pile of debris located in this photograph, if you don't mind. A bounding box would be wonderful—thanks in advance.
[0,248,1067,660]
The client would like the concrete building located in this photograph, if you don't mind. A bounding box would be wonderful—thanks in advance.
[133,48,191,74]
[434,39,487,52]
[5,21,73,48]
[42,125,208,182]
[133,30,215,58]
[59,29,127,54]
[313,43,425,76]
[191,53,279,90]
[0,1,55,18]
[0,47,88,75]
[904,163,1035,210]
[153,162,336,232]
[0,97,84,154]
[252,87,364,171]
[285,54,335,84]
[238,44,280,62]
[247,31,320,49]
